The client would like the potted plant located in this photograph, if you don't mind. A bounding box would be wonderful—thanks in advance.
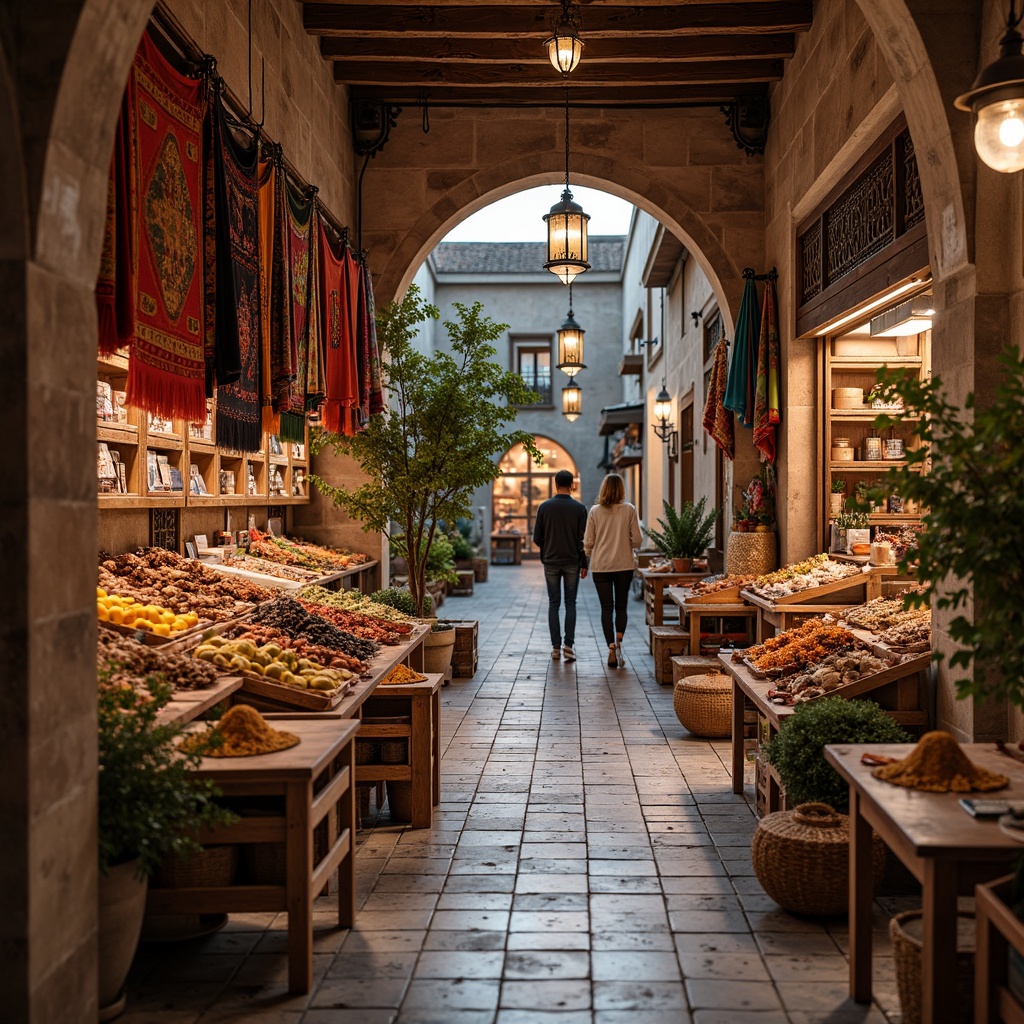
[753,697,910,916]
[313,285,538,618]
[644,497,721,571]
[830,477,846,514]
[98,673,232,1019]
[832,508,869,553]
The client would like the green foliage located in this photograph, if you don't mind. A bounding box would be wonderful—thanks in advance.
[370,588,418,616]
[831,478,846,494]
[98,673,234,877]
[762,697,910,813]
[644,497,720,559]
[833,509,869,529]
[450,532,476,560]
[312,286,539,616]
[869,348,1024,707]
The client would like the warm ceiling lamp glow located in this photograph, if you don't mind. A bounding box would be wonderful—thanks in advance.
[869,296,935,338]
[562,381,582,421]
[546,7,584,75]
[556,287,586,377]
[543,86,590,283]
[955,2,1024,172]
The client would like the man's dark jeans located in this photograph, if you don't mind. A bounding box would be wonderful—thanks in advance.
[544,563,580,649]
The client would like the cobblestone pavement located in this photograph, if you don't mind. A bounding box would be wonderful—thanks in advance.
[124,562,910,1024]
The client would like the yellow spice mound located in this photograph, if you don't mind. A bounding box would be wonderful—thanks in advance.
[180,704,300,758]
[872,730,1008,793]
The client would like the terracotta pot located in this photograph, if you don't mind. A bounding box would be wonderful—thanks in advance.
[671,557,692,572]
[423,625,456,675]
[98,859,149,1021]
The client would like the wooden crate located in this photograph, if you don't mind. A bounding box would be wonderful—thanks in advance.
[650,625,690,685]
[670,655,722,684]
[448,619,478,678]
[449,570,474,596]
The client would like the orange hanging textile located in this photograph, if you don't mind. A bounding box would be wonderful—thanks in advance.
[317,223,359,434]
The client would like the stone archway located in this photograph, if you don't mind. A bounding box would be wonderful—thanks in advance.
[360,105,765,338]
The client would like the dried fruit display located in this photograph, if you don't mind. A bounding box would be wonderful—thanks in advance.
[193,635,356,691]
[99,548,275,621]
[737,619,858,676]
[297,598,412,645]
[222,623,367,674]
[250,597,380,662]
[689,574,757,597]
[745,554,861,601]
[98,626,219,692]
[245,528,371,572]
[769,650,888,703]
[218,553,319,583]
[841,595,929,633]
[879,618,931,650]
[298,585,411,623]
[97,589,201,637]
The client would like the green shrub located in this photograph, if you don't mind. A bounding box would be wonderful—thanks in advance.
[762,697,910,813]
[371,588,418,616]
[451,533,476,560]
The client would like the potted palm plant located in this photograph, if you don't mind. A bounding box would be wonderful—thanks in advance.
[98,673,231,1019]
[644,497,721,572]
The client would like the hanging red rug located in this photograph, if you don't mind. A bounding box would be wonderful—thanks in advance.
[123,31,208,422]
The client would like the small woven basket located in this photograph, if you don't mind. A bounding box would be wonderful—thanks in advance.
[152,844,238,889]
[673,673,732,738]
[890,910,975,1024]
[751,802,886,916]
[725,531,777,576]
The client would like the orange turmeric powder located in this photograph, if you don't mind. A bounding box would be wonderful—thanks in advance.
[180,705,300,757]
[872,731,1008,793]
[380,664,427,685]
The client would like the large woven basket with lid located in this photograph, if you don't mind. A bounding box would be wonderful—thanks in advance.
[725,530,777,576]
[673,673,731,738]
[751,802,886,916]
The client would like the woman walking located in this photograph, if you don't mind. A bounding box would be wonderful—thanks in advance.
[584,473,643,668]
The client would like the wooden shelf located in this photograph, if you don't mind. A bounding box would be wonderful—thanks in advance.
[828,460,918,471]
[830,410,920,421]
[829,356,922,367]
[97,423,138,443]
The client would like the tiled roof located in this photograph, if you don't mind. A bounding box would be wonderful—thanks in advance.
[432,236,625,275]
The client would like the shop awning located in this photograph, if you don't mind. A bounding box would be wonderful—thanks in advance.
[599,401,644,436]
[619,352,644,376]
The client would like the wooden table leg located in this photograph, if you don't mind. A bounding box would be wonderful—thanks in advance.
[921,859,959,1024]
[286,779,313,994]
[411,691,432,828]
[849,788,874,1003]
[731,679,745,795]
[338,744,355,930]
[431,688,441,808]
[690,611,700,656]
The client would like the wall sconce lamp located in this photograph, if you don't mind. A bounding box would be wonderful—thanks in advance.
[636,336,659,350]
[690,311,704,328]
[955,1,1024,172]
[653,383,674,442]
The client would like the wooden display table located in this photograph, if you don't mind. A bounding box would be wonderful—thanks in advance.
[156,675,243,726]
[825,743,1024,1024]
[357,673,443,828]
[975,873,1024,1024]
[639,568,710,627]
[720,649,930,813]
[666,587,757,656]
[490,533,523,565]
[740,566,885,641]
[148,718,360,994]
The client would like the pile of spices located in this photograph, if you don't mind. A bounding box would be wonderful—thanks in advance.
[380,664,427,685]
[179,705,300,757]
[872,731,1009,792]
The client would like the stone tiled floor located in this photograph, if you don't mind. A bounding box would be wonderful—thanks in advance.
[124,562,913,1024]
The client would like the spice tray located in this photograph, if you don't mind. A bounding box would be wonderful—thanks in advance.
[740,566,877,608]
[684,580,753,605]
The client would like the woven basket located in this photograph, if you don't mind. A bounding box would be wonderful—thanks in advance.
[725,531,777,576]
[380,739,408,764]
[673,673,732,738]
[890,910,975,1024]
[152,844,238,889]
[751,802,886,916]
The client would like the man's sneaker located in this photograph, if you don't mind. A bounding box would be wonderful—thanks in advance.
[562,646,576,662]
[552,648,561,660]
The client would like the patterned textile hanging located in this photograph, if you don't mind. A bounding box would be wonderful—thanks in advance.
[702,338,734,460]
[210,97,262,453]
[724,273,761,428]
[318,224,359,435]
[101,31,208,420]
[257,153,293,436]
[305,208,325,420]
[753,274,782,464]
[278,178,313,444]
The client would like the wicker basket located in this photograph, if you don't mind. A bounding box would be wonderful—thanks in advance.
[890,910,975,1024]
[380,739,408,764]
[673,673,732,738]
[751,802,887,916]
[725,531,777,576]
[152,844,238,889]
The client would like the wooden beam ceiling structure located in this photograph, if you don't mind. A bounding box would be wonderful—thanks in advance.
[303,0,812,110]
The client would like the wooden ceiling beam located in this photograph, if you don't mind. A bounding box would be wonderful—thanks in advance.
[334,58,783,85]
[304,2,813,38]
[320,32,796,63]
[347,82,769,105]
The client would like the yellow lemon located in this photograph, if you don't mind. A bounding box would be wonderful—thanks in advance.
[96,587,107,599]
[97,603,109,621]
[183,611,199,627]
[134,619,153,632]
[108,607,125,625]
[145,606,163,624]
[152,623,171,638]
[159,610,176,626]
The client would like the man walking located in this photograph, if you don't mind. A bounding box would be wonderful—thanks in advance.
[533,470,588,662]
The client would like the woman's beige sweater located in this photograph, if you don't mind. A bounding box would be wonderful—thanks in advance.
[583,502,643,572]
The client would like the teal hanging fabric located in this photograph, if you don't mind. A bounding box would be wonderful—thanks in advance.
[723,272,761,428]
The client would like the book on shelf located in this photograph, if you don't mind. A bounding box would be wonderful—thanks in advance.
[97,442,117,493]
[189,464,208,495]
[156,454,173,489]
[168,467,183,492]
[96,382,114,422]
[147,450,164,492]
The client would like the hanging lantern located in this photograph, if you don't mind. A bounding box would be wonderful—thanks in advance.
[545,0,584,76]
[543,86,590,284]
[556,288,586,377]
[561,381,582,422]
[955,2,1024,172]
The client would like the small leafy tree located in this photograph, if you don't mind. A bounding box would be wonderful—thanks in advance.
[868,347,1024,707]
[644,497,720,559]
[313,285,539,617]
